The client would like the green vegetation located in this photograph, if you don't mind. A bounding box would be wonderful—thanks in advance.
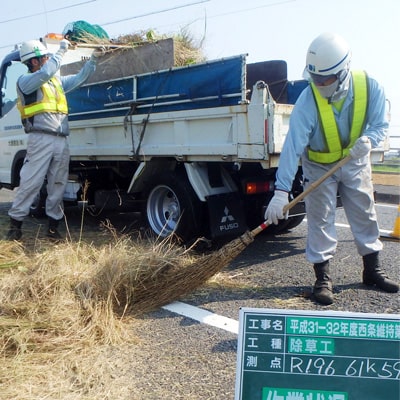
[372,164,400,173]
[372,152,400,173]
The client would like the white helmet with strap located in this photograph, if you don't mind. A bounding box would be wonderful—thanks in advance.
[304,32,352,102]
[20,40,49,63]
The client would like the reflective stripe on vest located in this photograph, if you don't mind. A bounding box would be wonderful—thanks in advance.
[308,70,368,164]
[18,77,68,118]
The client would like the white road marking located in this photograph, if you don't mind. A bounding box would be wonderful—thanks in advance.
[304,219,393,234]
[376,203,399,209]
[162,301,239,334]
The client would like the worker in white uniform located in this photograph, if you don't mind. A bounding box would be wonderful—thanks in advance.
[6,38,99,240]
[265,32,399,305]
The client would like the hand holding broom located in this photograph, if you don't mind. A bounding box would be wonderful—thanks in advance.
[251,154,352,237]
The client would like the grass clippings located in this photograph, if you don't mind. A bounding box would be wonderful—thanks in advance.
[0,235,202,399]
[0,215,252,400]
[0,240,28,270]
[0,236,199,352]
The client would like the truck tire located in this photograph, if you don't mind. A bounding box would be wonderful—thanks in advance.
[284,214,305,230]
[143,172,205,242]
[264,215,305,234]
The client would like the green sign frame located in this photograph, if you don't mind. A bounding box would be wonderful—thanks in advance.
[235,308,400,400]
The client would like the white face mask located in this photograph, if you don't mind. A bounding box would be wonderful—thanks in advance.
[316,80,339,100]
[330,71,351,103]
[316,69,351,103]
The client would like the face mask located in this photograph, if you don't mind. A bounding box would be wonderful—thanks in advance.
[329,71,351,103]
[316,69,351,103]
[316,80,339,100]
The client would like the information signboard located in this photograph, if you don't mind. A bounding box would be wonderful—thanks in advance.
[235,308,400,400]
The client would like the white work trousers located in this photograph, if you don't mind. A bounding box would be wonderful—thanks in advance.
[301,154,382,264]
[8,132,70,221]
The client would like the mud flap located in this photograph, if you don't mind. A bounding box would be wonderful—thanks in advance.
[207,192,247,239]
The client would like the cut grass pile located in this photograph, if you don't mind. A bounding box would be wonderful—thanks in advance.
[0,236,200,399]
[0,236,199,350]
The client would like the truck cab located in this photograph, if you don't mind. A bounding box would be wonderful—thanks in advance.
[0,50,27,189]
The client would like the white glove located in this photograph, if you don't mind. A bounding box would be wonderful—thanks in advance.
[349,136,371,159]
[264,190,289,225]
[59,39,71,52]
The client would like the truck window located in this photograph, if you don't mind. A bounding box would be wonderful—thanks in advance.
[1,61,27,117]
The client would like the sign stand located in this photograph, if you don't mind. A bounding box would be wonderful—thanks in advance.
[235,308,400,400]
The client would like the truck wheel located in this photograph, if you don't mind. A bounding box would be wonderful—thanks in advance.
[144,172,204,242]
[264,215,305,234]
[285,215,305,230]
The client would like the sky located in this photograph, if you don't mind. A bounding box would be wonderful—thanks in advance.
[1,0,399,147]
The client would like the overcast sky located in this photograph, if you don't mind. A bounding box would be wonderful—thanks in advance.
[1,0,398,144]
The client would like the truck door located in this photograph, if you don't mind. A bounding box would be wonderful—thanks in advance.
[0,60,27,117]
[0,59,28,186]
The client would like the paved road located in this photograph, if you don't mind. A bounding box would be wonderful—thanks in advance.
[0,186,399,399]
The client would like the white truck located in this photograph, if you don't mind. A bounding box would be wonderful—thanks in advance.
[0,36,387,242]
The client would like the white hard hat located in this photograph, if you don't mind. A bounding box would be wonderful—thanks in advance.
[19,40,49,63]
[305,32,351,77]
[304,32,352,102]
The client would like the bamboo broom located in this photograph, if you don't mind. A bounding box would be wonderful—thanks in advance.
[128,155,352,314]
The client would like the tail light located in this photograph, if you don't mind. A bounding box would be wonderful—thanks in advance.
[245,181,273,194]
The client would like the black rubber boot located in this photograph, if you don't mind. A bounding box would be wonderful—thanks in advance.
[313,261,333,305]
[6,218,22,241]
[47,217,62,241]
[362,252,399,293]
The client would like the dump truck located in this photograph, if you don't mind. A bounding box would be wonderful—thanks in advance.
[0,35,388,242]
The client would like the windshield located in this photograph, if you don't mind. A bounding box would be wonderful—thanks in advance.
[1,61,28,117]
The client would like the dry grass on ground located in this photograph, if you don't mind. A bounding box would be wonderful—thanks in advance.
[0,234,203,399]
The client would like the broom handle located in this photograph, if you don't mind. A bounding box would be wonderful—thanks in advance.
[251,154,352,236]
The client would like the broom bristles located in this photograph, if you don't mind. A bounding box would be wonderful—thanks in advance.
[126,230,255,314]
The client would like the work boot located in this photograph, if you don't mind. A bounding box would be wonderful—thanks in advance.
[313,261,334,305]
[6,217,22,241]
[362,252,399,293]
[47,217,62,241]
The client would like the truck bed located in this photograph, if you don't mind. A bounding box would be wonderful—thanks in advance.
[66,55,297,164]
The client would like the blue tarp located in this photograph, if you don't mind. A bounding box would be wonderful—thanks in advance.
[287,79,308,104]
[67,55,246,121]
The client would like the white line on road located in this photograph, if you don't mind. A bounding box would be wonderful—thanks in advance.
[304,219,393,235]
[162,301,239,334]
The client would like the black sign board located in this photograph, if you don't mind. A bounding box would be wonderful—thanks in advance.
[235,308,400,400]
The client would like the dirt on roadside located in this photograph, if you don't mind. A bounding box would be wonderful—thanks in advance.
[373,173,400,186]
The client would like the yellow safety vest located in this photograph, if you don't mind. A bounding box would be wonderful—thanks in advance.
[17,76,68,119]
[308,70,368,164]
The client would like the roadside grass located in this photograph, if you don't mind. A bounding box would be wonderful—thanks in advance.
[372,164,400,173]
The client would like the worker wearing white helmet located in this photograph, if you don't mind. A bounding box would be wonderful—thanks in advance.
[265,32,398,304]
[6,38,101,241]
[19,40,50,63]
[303,32,352,103]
